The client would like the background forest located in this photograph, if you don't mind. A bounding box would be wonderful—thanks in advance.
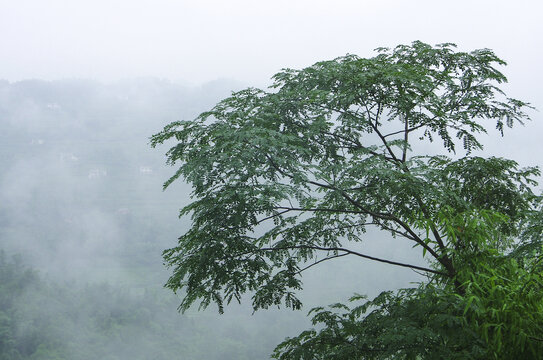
[0,79,291,359]
[0,79,420,359]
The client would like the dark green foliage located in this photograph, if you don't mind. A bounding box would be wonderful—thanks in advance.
[273,287,485,360]
[152,41,543,358]
[273,251,543,359]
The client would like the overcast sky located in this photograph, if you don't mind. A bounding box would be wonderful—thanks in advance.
[2,0,541,163]
[1,0,541,87]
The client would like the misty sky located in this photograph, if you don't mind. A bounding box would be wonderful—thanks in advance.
[2,0,541,169]
[1,0,542,87]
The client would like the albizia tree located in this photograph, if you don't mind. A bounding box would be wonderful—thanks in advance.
[151,41,543,359]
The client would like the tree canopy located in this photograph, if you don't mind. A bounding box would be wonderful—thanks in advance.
[151,41,543,359]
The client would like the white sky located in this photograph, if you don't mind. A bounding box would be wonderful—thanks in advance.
[1,0,542,88]
[2,0,541,162]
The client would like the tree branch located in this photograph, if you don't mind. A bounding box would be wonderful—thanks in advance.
[274,206,365,215]
[293,253,350,275]
[383,123,426,138]
[402,114,409,163]
[258,244,448,277]
[264,153,444,264]
[367,112,402,163]
[256,209,292,225]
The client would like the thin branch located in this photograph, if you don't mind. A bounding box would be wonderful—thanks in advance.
[307,102,397,163]
[402,114,409,163]
[322,129,393,161]
[379,223,418,241]
[362,124,450,262]
[383,123,425,138]
[294,253,350,275]
[368,114,401,163]
[274,206,365,215]
[256,209,292,225]
[258,244,448,277]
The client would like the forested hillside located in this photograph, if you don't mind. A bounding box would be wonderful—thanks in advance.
[0,79,313,359]
[0,250,305,360]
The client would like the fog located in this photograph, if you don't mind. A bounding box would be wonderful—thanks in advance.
[0,78,426,359]
[1,1,542,86]
[1,1,542,359]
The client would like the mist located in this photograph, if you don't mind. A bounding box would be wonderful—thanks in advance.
[1,0,543,358]
[0,76,433,359]
[0,79,304,359]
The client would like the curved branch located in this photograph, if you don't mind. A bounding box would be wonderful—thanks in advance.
[274,206,364,215]
[259,245,448,277]
[256,209,292,225]
[383,123,426,138]
[294,253,350,275]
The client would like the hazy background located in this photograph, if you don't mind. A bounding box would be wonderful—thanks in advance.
[2,0,541,158]
[1,1,542,87]
[1,1,542,359]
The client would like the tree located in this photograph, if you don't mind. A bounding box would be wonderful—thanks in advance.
[151,41,543,358]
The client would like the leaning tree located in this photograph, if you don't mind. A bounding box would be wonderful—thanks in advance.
[152,41,542,359]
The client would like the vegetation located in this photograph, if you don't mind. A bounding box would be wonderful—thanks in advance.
[152,41,543,358]
[0,250,295,360]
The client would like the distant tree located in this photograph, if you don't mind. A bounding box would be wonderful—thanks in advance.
[0,251,39,360]
[151,41,543,358]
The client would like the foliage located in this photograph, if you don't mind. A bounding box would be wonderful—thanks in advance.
[273,286,484,360]
[151,41,542,358]
[457,251,543,359]
[273,249,543,359]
